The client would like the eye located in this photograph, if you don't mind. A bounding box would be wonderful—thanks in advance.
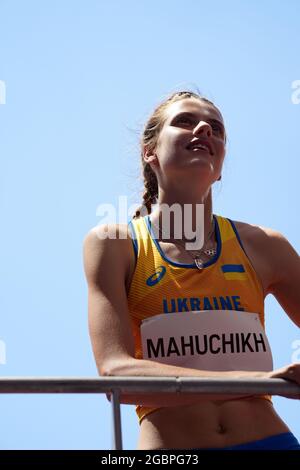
[176,115,193,124]
[211,123,224,136]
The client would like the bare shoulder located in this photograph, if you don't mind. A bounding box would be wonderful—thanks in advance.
[231,218,288,263]
[83,223,133,251]
[231,218,296,294]
[231,219,300,326]
[83,223,135,287]
[232,218,282,242]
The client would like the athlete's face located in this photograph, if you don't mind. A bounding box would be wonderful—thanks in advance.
[146,98,226,184]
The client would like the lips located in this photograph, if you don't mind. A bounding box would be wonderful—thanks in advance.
[187,139,213,155]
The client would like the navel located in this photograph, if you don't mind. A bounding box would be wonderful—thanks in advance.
[217,423,227,435]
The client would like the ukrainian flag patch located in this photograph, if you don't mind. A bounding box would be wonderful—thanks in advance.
[221,264,247,281]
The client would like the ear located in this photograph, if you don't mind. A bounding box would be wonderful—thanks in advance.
[143,147,158,166]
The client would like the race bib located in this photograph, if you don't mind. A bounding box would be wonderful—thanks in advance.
[141,310,273,371]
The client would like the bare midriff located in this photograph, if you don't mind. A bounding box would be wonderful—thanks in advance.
[137,397,290,450]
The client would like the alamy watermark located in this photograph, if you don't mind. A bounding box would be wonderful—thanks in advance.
[291,80,300,104]
[95,196,206,250]
[0,80,6,105]
[291,339,300,363]
[0,339,6,365]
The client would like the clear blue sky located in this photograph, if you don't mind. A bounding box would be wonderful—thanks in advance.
[0,0,299,450]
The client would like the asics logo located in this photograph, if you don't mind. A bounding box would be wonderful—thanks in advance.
[146,266,166,286]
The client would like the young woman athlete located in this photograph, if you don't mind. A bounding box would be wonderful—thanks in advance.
[83,91,300,450]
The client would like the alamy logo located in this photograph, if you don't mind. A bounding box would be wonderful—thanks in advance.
[0,339,6,365]
[0,80,6,105]
[291,339,300,362]
[146,266,167,286]
[95,198,206,251]
[291,80,300,104]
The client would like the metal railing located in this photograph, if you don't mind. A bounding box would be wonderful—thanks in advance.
[0,376,299,450]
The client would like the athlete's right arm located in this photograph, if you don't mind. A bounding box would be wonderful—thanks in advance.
[83,224,282,407]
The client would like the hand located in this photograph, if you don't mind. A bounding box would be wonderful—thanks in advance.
[267,363,300,399]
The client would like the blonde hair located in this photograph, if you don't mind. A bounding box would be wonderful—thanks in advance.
[133,91,225,219]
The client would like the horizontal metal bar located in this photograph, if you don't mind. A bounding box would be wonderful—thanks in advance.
[0,376,299,395]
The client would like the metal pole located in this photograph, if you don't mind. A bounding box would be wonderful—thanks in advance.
[0,377,299,396]
[111,389,123,451]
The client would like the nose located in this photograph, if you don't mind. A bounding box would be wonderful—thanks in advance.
[193,120,212,137]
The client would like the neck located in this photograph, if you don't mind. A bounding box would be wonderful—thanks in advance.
[150,188,214,250]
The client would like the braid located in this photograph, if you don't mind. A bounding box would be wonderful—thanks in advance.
[133,162,158,219]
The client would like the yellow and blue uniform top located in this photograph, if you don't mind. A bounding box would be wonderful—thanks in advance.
[127,213,271,424]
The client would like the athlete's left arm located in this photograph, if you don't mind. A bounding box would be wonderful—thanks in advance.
[268,231,300,328]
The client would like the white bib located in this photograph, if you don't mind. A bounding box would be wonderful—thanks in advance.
[141,310,273,371]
